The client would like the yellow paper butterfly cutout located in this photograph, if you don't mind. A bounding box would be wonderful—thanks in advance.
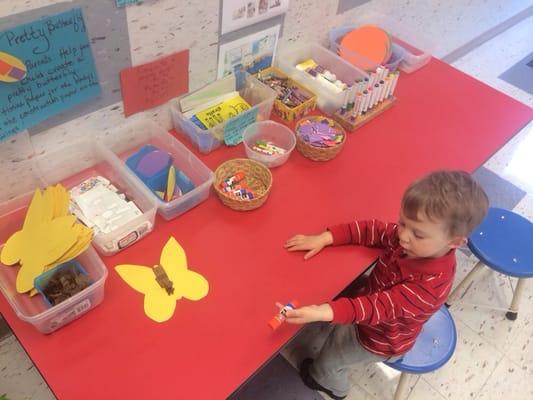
[0,185,92,294]
[115,237,209,323]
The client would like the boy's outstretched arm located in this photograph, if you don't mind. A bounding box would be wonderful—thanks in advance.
[285,220,398,260]
[329,220,398,249]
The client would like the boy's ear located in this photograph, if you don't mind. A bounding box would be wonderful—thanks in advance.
[448,237,467,248]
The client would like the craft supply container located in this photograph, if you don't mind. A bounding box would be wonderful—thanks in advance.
[294,116,347,161]
[99,118,214,221]
[0,215,107,334]
[257,66,317,122]
[328,12,434,74]
[33,139,157,255]
[276,43,368,115]
[213,158,272,211]
[242,121,295,168]
[170,73,277,154]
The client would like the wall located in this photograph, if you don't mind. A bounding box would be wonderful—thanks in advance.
[0,0,531,201]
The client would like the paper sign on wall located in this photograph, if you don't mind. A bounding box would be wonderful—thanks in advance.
[120,50,189,117]
[0,8,101,142]
[224,107,258,145]
[217,24,280,79]
[221,0,289,35]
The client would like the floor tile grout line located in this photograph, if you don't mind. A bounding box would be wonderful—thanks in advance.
[442,5,533,64]
[471,350,507,400]
[416,376,449,400]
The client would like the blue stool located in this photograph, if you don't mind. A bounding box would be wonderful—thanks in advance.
[384,306,456,400]
[446,207,533,320]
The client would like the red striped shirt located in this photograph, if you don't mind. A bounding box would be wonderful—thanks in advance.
[327,220,456,356]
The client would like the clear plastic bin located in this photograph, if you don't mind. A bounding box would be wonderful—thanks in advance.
[329,25,406,72]
[242,121,296,168]
[33,140,157,256]
[330,12,434,74]
[169,73,277,154]
[276,43,368,115]
[0,222,107,334]
[99,118,214,221]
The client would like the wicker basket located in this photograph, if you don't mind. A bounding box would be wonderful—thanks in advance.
[295,116,346,161]
[213,158,273,211]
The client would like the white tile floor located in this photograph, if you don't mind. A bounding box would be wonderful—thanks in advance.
[1,7,533,400]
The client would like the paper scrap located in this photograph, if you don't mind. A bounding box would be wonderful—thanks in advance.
[120,50,189,117]
[115,237,209,323]
[0,8,101,142]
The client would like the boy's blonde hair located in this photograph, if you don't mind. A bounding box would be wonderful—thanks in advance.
[401,171,489,237]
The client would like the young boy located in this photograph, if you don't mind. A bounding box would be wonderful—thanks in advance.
[283,170,489,400]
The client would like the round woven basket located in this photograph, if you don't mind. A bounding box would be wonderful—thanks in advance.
[295,116,346,161]
[213,158,273,211]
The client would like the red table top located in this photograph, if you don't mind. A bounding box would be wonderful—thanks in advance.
[1,58,532,400]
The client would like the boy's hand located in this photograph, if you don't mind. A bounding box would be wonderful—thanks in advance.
[284,231,333,260]
[277,303,334,324]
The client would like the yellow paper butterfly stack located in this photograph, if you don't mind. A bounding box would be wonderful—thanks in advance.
[0,185,93,294]
[116,237,209,323]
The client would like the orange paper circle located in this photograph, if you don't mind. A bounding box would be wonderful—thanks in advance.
[339,25,391,70]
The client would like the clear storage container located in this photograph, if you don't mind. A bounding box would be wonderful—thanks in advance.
[34,140,157,256]
[329,12,434,74]
[0,191,107,335]
[99,118,214,221]
[242,121,296,168]
[276,43,368,115]
[169,73,277,154]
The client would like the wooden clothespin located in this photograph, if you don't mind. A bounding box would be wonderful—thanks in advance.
[153,264,174,295]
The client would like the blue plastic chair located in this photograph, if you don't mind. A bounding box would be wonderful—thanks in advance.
[384,306,456,400]
[446,207,533,320]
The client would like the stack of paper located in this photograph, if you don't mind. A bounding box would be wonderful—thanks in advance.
[184,91,251,130]
[69,176,143,235]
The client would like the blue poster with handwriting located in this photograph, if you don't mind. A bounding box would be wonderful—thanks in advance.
[0,8,101,141]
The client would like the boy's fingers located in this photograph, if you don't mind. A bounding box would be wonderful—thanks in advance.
[275,302,284,309]
[304,248,319,260]
[286,244,307,252]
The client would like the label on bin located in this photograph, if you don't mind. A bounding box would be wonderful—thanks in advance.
[223,107,258,145]
[48,299,92,331]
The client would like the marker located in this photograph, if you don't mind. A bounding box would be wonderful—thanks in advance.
[362,90,371,113]
[369,72,377,87]
[376,66,385,83]
[347,84,356,110]
[378,80,386,103]
[389,72,400,97]
[357,91,367,115]
[383,75,393,99]
[370,83,380,109]
[341,87,350,113]
[352,94,362,117]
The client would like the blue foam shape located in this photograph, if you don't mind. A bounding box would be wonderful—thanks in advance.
[176,170,195,194]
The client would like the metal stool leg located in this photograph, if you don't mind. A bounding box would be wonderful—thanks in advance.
[394,372,411,400]
[446,261,486,306]
[506,278,527,321]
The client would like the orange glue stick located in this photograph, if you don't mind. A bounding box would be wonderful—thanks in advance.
[269,300,299,330]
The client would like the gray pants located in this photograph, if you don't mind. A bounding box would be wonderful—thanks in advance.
[309,324,400,398]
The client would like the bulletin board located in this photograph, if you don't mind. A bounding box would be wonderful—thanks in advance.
[0,0,131,136]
